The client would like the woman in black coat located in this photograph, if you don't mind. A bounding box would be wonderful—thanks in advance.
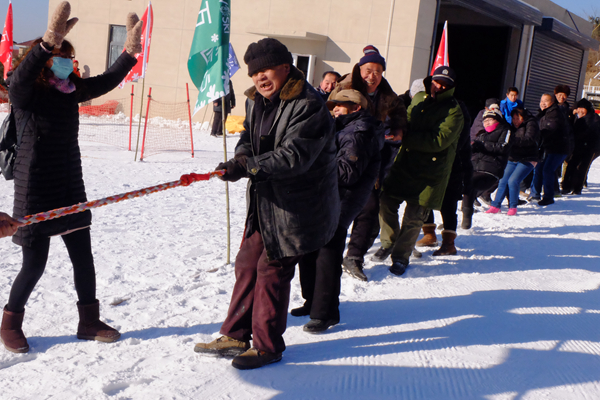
[488,108,540,215]
[462,105,511,228]
[1,2,141,353]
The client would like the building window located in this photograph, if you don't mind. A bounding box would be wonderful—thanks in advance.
[292,53,315,85]
[107,25,126,69]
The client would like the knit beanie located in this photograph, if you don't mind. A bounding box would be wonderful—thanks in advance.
[244,38,293,77]
[482,104,503,121]
[358,45,386,71]
[410,79,426,98]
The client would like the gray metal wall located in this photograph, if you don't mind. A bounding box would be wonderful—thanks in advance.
[523,32,584,111]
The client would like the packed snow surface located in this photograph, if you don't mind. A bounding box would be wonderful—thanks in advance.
[1,114,600,399]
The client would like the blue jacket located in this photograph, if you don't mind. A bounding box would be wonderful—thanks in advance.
[500,98,523,124]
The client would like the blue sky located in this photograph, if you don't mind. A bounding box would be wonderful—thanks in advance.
[0,0,596,43]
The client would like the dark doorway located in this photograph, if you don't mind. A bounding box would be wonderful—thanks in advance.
[432,24,511,120]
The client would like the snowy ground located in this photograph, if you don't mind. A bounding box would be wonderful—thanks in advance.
[1,114,600,399]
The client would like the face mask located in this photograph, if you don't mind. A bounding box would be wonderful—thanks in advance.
[484,121,499,132]
[50,57,73,80]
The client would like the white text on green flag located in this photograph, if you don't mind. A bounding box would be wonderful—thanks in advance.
[188,0,231,115]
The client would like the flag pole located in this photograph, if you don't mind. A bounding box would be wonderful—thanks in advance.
[134,78,146,161]
[222,95,231,264]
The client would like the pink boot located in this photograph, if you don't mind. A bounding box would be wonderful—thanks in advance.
[507,208,517,216]
[485,206,500,214]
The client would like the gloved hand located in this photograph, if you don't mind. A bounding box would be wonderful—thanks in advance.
[124,13,143,56]
[471,140,485,152]
[43,1,78,48]
[215,155,248,182]
[180,173,209,186]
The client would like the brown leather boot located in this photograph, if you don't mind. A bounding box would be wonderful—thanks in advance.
[432,230,457,256]
[1,306,29,353]
[76,300,121,343]
[416,223,437,247]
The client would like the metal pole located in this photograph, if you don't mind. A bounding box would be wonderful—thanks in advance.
[139,87,153,161]
[428,0,442,74]
[222,95,231,264]
[186,83,195,158]
[383,0,395,78]
[129,84,134,151]
[134,78,146,161]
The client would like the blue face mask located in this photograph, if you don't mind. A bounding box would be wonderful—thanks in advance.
[50,57,73,80]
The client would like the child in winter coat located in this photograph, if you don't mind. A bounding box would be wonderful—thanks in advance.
[294,89,384,332]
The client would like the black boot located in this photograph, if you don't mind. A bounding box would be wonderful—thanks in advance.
[461,208,473,230]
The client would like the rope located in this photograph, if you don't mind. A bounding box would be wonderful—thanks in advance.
[18,170,225,226]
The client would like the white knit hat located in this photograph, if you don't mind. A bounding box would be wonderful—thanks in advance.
[410,79,426,98]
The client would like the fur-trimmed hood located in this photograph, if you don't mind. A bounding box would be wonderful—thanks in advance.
[243,66,306,102]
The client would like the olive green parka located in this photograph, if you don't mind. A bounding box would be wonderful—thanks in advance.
[382,88,464,210]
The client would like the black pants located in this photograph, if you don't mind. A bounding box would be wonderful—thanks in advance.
[425,180,462,232]
[297,226,347,321]
[345,189,381,261]
[462,172,498,210]
[563,151,597,194]
[211,110,229,136]
[7,228,96,313]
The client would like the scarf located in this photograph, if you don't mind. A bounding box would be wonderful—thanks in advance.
[49,76,76,94]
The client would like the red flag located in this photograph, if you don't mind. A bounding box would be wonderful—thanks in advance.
[119,2,153,88]
[430,20,449,75]
[0,2,13,80]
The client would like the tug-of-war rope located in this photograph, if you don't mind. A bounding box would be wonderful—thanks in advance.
[17,171,225,226]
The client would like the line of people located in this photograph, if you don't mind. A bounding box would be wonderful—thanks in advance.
[195,38,600,370]
[2,4,597,372]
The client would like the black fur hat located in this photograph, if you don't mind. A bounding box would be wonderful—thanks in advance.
[244,38,293,77]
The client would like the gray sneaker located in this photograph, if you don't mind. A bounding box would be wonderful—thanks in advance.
[194,335,250,357]
[371,246,392,262]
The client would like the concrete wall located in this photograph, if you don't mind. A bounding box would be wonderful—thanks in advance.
[47,0,594,121]
[48,0,432,122]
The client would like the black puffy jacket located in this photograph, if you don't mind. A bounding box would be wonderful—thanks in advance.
[573,112,600,155]
[537,102,569,155]
[8,43,137,247]
[335,110,384,229]
[471,119,512,179]
[508,111,540,163]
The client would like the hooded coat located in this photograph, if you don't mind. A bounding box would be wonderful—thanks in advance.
[508,111,540,163]
[471,118,512,179]
[382,89,464,210]
[236,66,340,260]
[8,43,137,247]
[334,109,384,229]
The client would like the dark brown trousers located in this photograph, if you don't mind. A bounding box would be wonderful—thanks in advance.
[220,231,301,354]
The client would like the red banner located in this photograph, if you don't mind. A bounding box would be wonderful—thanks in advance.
[0,2,13,80]
[430,20,449,75]
[119,2,153,88]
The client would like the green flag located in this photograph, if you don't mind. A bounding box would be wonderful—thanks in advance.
[188,0,231,115]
